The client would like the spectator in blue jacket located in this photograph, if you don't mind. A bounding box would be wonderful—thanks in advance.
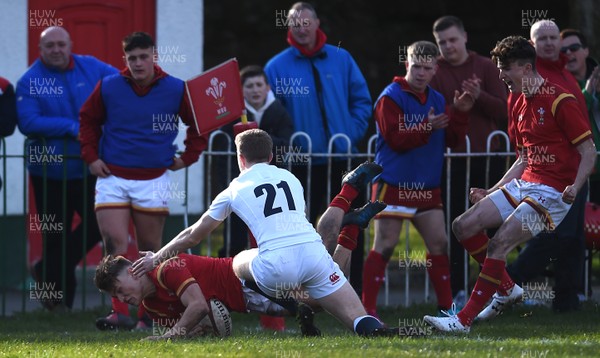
[265,1,371,214]
[0,76,17,192]
[265,2,371,290]
[16,26,118,310]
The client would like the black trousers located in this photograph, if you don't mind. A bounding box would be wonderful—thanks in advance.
[589,179,600,204]
[507,184,587,311]
[30,175,102,308]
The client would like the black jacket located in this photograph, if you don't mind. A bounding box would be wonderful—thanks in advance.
[0,79,17,138]
[222,99,294,149]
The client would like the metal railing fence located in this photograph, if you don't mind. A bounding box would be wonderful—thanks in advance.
[1,131,597,315]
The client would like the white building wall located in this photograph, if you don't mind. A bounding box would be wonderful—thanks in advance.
[157,0,205,216]
[0,0,28,215]
[0,0,204,215]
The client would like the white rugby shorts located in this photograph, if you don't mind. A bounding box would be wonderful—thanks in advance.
[95,172,170,215]
[488,178,571,236]
[378,205,418,219]
[249,241,346,300]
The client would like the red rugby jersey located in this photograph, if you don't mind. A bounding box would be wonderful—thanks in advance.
[511,80,592,192]
[142,254,247,323]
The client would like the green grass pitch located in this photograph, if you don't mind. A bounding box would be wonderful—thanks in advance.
[1,303,599,357]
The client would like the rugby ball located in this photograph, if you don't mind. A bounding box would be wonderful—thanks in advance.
[206,298,232,337]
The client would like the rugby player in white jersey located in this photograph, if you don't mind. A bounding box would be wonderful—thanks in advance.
[132,129,393,336]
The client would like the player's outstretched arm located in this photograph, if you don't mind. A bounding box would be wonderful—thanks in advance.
[131,214,222,277]
[563,139,597,204]
[143,283,210,341]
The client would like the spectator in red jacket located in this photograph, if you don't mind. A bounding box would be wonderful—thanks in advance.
[560,29,600,203]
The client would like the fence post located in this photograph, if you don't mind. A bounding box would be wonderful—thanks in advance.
[1,138,5,315]
[326,134,352,204]
[289,132,312,217]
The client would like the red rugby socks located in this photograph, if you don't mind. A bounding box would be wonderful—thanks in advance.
[362,250,388,315]
[337,224,360,251]
[460,232,515,295]
[426,254,453,310]
[329,184,359,213]
[457,258,505,326]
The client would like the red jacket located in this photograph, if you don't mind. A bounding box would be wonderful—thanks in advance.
[430,51,508,152]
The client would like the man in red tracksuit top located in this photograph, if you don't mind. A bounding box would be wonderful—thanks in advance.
[362,41,473,318]
[79,32,207,331]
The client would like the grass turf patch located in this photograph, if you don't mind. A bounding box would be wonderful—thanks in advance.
[1,303,599,357]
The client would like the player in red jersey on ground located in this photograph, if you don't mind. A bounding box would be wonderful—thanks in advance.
[95,253,317,340]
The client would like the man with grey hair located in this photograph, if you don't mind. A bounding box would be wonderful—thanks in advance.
[362,41,474,318]
[16,26,118,311]
[265,1,372,305]
[265,2,371,224]
[527,20,588,114]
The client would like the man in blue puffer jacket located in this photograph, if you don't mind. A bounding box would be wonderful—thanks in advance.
[265,3,371,214]
[265,2,371,291]
[16,26,118,310]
